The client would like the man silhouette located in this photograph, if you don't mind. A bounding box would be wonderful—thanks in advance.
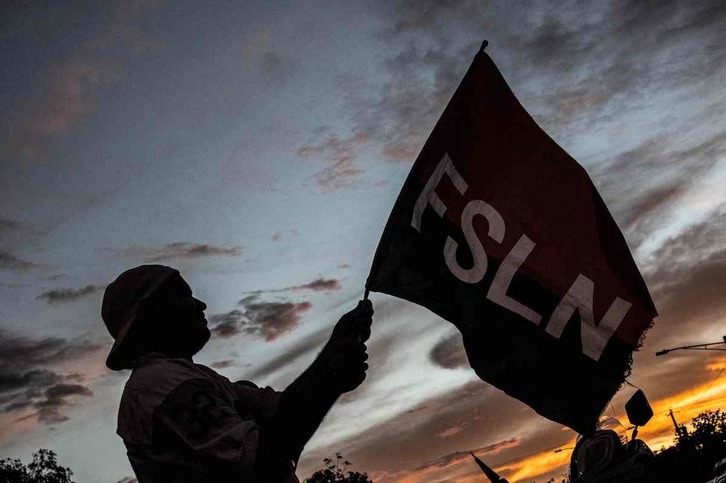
[102,265,373,482]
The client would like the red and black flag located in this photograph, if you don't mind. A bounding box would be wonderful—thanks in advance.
[366,44,657,435]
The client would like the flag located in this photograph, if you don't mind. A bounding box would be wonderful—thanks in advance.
[366,44,657,435]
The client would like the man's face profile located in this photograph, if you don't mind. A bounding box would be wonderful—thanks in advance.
[136,274,211,358]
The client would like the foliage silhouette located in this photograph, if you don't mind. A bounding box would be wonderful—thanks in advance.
[0,449,74,483]
[305,452,371,483]
[676,408,726,449]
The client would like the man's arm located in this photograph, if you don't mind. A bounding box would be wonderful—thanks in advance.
[152,378,266,480]
[256,300,374,478]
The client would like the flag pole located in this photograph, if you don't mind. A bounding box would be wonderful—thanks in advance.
[362,39,488,304]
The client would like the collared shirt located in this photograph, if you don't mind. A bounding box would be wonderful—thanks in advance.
[117,353,298,482]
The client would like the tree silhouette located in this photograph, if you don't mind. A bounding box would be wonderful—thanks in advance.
[0,449,74,483]
[691,409,726,441]
[305,452,371,483]
[677,409,726,450]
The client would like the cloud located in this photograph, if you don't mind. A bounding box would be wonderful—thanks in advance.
[298,279,342,292]
[409,438,520,474]
[428,332,468,369]
[299,130,368,191]
[244,328,329,380]
[210,300,312,342]
[0,329,100,426]
[32,383,94,424]
[36,285,101,304]
[301,0,726,225]
[646,248,726,351]
[244,278,342,295]
[647,206,726,270]
[270,229,299,242]
[592,131,726,247]
[299,378,556,482]
[210,360,235,369]
[117,242,242,262]
[0,251,39,271]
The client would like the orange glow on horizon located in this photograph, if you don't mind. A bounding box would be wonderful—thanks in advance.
[486,357,726,482]
[495,444,573,482]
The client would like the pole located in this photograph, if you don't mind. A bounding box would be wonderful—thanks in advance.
[669,409,687,439]
[656,336,726,356]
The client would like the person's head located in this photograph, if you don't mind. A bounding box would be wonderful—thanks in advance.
[102,265,210,370]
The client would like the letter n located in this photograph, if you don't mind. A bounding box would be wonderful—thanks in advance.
[545,274,632,361]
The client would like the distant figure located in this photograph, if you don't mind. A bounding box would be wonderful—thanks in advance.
[102,265,373,482]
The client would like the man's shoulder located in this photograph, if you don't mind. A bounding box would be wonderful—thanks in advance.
[118,355,220,443]
[127,354,200,387]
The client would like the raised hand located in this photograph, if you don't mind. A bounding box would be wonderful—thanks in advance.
[317,300,373,394]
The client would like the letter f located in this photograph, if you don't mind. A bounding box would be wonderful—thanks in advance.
[411,153,468,232]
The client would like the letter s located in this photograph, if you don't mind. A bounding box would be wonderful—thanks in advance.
[444,200,505,284]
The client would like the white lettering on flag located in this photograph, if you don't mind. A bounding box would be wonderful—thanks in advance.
[412,152,634,361]
[486,235,542,324]
[411,153,467,232]
[444,199,505,284]
[545,274,632,361]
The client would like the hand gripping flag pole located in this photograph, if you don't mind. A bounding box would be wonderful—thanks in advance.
[364,40,656,435]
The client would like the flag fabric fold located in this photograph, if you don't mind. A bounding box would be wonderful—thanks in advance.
[366,45,657,435]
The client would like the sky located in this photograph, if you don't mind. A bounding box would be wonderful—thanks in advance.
[1,1,725,482]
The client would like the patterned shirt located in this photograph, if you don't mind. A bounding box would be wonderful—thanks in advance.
[117,353,298,482]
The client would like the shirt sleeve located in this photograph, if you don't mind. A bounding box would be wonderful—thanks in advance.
[233,380,281,426]
[152,377,261,476]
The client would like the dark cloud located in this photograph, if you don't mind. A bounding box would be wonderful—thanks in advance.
[0,250,39,271]
[0,329,100,425]
[623,207,726,405]
[36,285,100,304]
[648,207,726,275]
[594,131,726,246]
[243,329,328,380]
[243,278,342,295]
[33,383,93,424]
[117,242,242,262]
[647,251,726,351]
[304,0,726,247]
[410,438,520,473]
[210,300,312,342]
[296,278,341,292]
[299,379,568,482]
[209,310,244,338]
[0,330,101,368]
[270,229,298,242]
[429,332,468,369]
[116,477,138,483]
[210,360,235,369]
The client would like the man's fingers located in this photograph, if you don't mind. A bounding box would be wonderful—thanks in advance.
[357,299,373,312]
[358,326,371,343]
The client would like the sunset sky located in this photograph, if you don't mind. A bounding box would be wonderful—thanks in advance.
[1,2,726,482]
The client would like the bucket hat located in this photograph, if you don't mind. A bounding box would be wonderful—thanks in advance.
[102,265,179,370]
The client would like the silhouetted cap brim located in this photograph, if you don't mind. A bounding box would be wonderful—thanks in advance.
[104,266,179,370]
